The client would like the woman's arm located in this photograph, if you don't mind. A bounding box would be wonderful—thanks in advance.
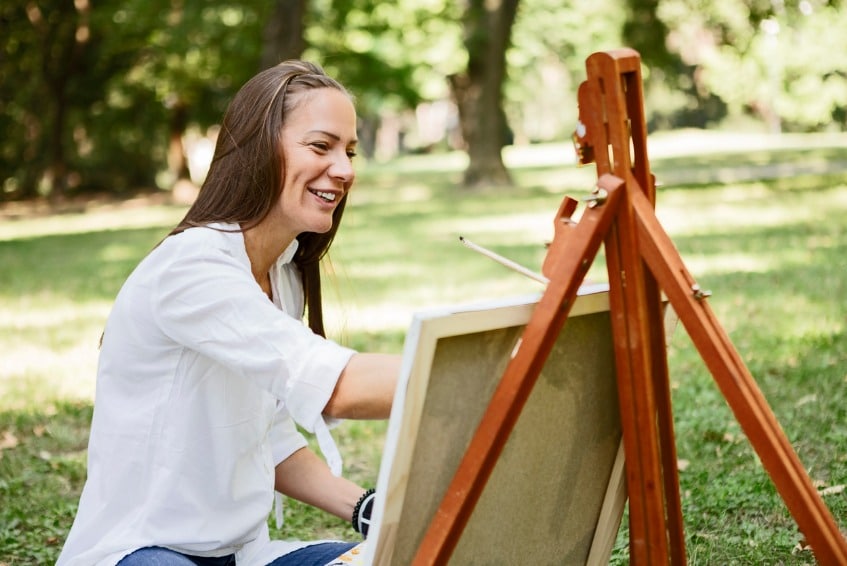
[275,447,366,520]
[324,352,401,420]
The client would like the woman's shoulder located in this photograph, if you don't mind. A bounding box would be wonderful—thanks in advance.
[171,222,239,244]
[134,223,250,280]
[161,222,244,257]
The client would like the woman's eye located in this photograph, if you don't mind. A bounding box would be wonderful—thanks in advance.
[347,150,358,159]
[311,142,329,152]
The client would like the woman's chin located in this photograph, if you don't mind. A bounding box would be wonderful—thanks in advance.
[302,222,333,236]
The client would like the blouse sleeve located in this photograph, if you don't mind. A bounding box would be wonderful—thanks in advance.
[269,404,308,466]
[149,230,356,435]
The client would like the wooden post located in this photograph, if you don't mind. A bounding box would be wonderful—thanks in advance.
[577,48,686,565]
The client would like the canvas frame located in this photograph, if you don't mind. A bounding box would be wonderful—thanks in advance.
[362,283,629,565]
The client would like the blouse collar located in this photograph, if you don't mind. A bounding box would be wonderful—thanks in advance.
[205,222,299,268]
[276,238,299,266]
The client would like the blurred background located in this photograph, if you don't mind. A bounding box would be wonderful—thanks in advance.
[2,0,845,203]
[2,3,847,564]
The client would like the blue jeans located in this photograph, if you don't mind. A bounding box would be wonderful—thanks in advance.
[117,548,234,566]
[117,542,357,566]
[267,542,357,566]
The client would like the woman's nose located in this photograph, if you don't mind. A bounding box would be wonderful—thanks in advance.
[329,152,355,183]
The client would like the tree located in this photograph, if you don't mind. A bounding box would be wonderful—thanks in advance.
[622,0,675,70]
[261,0,307,68]
[1,4,47,200]
[131,2,267,188]
[653,0,847,132]
[506,0,624,143]
[451,0,520,189]
[1,2,166,199]
[303,0,439,158]
[0,1,121,200]
[0,1,275,201]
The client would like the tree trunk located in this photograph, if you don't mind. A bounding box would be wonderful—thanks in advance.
[27,0,89,202]
[622,0,675,70]
[167,100,191,182]
[260,0,307,69]
[48,80,68,201]
[451,0,519,189]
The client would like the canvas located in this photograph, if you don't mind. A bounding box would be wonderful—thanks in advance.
[360,284,627,566]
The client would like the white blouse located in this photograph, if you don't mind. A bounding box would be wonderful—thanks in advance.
[57,224,356,566]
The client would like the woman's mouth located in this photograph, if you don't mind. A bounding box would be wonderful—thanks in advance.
[309,189,337,203]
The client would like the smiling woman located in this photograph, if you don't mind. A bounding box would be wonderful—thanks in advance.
[56,61,400,566]
[273,87,358,266]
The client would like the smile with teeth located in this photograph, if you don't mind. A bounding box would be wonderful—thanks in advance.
[310,189,337,203]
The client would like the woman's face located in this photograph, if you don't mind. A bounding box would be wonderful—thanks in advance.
[275,87,357,240]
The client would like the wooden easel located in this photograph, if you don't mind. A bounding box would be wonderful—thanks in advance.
[411,48,847,565]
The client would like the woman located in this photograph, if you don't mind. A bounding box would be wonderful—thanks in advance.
[57,61,400,566]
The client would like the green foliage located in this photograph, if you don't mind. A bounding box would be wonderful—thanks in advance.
[132,1,267,127]
[657,0,847,131]
[623,0,676,69]
[307,0,463,109]
[0,0,157,197]
[0,1,271,199]
[508,0,625,142]
[3,0,846,199]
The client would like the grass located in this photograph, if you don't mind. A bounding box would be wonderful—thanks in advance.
[1,130,846,564]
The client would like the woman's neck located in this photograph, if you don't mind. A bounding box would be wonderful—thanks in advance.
[243,222,295,294]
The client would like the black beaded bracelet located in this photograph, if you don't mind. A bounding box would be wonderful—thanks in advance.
[351,488,376,537]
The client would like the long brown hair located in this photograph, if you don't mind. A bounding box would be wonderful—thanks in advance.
[169,61,352,337]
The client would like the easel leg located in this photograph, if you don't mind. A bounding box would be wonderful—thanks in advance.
[605,187,680,565]
[578,47,688,565]
[631,187,847,565]
[649,289,687,566]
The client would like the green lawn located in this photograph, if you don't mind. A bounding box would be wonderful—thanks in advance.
[1,130,846,564]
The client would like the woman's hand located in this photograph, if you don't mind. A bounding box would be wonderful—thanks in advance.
[275,448,367,521]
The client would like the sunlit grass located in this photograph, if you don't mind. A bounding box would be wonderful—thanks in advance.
[0,202,185,241]
[1,129,846,564]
